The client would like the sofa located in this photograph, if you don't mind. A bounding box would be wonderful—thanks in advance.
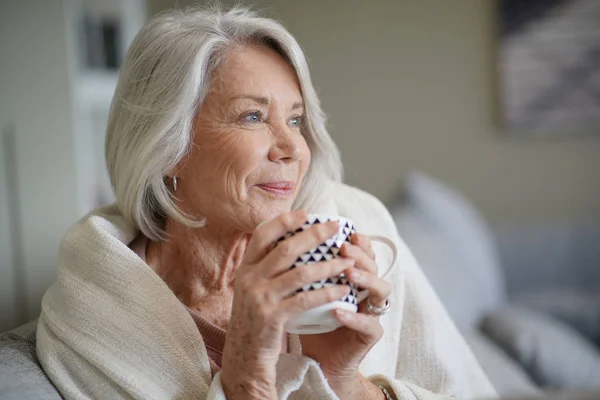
[390,172,600,397]
[2,172,600,399]
[0,321,61,399]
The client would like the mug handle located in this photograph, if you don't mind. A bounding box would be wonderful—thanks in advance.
[356,235,398,303]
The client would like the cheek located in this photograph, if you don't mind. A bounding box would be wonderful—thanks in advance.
[196,132,268,174]
[298,136,312,176]
[234,133,271,168]
[205,133,271,194]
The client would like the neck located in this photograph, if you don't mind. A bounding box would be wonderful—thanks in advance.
[146,220,251,328]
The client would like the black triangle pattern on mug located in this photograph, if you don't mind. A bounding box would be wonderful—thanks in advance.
[275,216,357,306]
[294,274,358,306]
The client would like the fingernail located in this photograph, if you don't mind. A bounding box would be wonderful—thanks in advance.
[350,269,362,283]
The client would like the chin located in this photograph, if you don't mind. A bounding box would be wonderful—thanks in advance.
[248,204,293,229]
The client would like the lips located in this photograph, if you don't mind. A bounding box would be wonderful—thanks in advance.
[256,181,295,196]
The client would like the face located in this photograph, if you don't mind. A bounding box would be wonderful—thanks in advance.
[173,45,311,233]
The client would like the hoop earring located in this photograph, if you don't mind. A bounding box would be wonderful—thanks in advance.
[172,176,178,192]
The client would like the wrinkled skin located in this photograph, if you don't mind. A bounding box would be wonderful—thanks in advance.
[145,45,389,400]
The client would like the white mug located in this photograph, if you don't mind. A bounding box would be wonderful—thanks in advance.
[277,214,398,334]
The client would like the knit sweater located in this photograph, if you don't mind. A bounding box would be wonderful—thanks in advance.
[36,182,497,399]
[186,307,226,377]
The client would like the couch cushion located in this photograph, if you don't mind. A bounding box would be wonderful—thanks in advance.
[493,221,600,296]
[513,287,600,346]
[481,306,600,390]
[461,330,542,398]
[0,321,62,399]
[392,172,505,329]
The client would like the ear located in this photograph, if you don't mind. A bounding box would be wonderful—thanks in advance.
[166,161,184,181]
[163,175,178,193]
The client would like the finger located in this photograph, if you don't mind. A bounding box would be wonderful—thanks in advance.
[350,233,375,260]
[341,242,378,275]
[271,258,355,298]
[245,210,307,264]
[334,309,384,343]
[281,285,351,315]
[262,220,340,277]
[346,268,391,306]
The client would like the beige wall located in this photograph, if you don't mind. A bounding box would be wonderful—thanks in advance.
[149,0,600,223]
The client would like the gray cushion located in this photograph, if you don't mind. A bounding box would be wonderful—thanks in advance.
[0,320,62,399]
[481,306,600,390]
[392,172,505,329]
[493,221,600,296]
[462,330,542,398]
[513,287,600,345]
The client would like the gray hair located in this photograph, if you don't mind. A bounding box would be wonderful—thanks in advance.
[105,5,342,241]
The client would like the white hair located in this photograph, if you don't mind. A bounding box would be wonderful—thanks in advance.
[105,5,342,241]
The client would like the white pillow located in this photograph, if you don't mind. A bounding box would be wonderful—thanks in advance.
[392,172,505,329]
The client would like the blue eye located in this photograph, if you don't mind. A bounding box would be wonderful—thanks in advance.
[289,116,303,128]
[242,111,263,124]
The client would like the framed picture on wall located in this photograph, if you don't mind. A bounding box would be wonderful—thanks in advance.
[499,0,600,135]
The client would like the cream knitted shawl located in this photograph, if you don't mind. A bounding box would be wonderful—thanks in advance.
[37,182,497,399]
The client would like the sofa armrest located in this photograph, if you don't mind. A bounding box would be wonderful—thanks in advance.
[480,306,600,390]
[0,321,62,399]
[461,330,542,398]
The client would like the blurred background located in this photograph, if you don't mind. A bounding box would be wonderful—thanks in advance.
[1,0,599,396]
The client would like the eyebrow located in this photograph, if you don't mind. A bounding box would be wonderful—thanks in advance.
[230,95,304,111]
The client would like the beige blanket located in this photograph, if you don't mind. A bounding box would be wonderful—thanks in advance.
[37,182,497,399]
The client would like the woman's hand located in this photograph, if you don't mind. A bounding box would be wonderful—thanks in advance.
[299,233,392,400]
[220,210,355,400]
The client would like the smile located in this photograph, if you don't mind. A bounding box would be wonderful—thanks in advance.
[256,181,295,197]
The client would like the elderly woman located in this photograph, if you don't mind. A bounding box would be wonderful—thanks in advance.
[37,6,496,400]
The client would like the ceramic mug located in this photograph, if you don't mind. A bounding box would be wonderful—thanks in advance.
[277,214,399,334]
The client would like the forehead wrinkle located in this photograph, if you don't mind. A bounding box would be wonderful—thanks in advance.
[205,48,304,116]
[228,95,270,106]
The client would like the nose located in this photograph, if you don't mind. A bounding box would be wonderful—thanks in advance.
[267,122,301,163]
